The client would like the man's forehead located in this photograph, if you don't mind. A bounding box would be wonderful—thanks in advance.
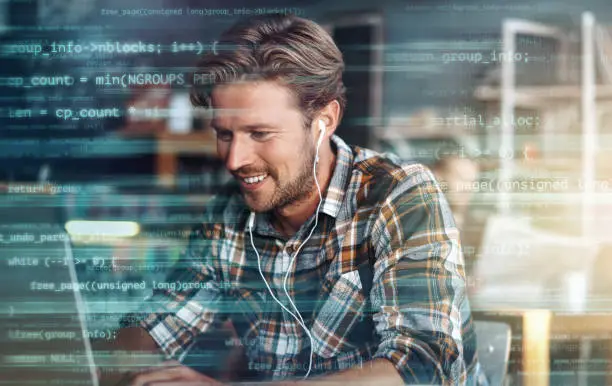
[210,108,281,129]
[209,81,301,128]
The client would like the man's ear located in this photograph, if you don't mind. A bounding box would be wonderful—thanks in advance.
[315,99,341,138]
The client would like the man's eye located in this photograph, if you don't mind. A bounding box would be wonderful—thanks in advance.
[251,131,270,140]
[216,131,232,141]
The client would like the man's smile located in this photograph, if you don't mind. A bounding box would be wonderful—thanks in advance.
[238,173,269,191]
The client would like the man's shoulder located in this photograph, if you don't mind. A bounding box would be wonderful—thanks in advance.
[350,145,440,200]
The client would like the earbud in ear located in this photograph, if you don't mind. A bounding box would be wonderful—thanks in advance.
[317,119,326,147]
[315,120,326,164]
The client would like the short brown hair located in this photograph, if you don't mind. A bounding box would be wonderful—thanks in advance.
[190,13,346,128]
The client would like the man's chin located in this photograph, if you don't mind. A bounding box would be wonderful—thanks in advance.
[242,195,273,213]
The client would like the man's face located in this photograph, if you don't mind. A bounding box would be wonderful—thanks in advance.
[211,81,317,213]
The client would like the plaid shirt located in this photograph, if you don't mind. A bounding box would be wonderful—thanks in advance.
[132,135,486,385]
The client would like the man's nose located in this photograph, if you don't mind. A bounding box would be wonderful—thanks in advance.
[224,137,253,172]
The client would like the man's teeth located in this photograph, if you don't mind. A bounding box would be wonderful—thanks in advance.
[243,174,267,184]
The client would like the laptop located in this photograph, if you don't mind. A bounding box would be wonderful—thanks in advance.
[0,195,98,386]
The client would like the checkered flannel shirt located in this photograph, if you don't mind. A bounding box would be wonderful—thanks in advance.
[130,135,487,385]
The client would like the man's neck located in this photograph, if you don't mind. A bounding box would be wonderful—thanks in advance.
[271,143,336,238]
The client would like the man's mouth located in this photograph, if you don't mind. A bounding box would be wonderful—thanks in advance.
[237,173,269,190]
[242,173,268,184]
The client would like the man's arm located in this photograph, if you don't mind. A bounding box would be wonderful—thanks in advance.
[95,323,247,386]
[268,358,402,386]
[278,166,469,386]
[362,166,470,385]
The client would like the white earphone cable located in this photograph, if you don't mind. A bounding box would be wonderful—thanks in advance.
[281,127,324,378]
[248,122,325,379]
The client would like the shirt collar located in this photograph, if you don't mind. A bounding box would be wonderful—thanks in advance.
[319,134,353,218]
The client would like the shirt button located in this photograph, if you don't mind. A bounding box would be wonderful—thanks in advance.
[286,245,295,254]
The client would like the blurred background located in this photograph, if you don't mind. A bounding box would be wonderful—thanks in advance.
[1,0,612,385]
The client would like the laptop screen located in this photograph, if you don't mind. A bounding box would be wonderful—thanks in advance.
[0,195,97,385]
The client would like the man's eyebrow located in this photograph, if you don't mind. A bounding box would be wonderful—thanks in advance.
[211,123,276,132]
[243,124,276,130]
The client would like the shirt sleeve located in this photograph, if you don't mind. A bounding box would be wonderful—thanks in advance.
[121,224,225,359]
[369,165,469,385]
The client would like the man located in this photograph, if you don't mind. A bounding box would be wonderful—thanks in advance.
[99,13,486,386]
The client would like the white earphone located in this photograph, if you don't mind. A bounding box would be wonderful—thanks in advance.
[247,119,326,379]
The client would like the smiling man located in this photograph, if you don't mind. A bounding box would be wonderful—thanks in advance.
[210,80,339,238]
[99,13,487,386]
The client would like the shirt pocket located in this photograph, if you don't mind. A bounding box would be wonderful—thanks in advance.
[310,269,366,358]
